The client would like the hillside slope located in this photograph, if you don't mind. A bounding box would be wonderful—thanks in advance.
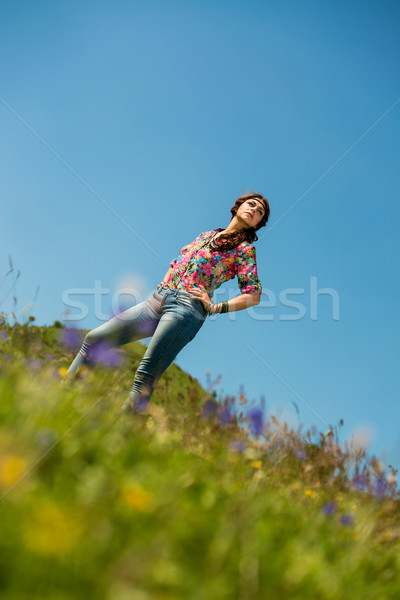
[0,322,399,600]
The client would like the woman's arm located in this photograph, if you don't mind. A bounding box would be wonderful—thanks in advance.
[159,267,174,286]
[222,291,260,312]
[188,285,260,313]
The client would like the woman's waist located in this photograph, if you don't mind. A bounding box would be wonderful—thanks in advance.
[155,283,208,317]
[157,282,195,297]
[156,282,215,303]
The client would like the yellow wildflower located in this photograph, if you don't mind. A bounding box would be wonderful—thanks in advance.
[0,454,28,486]
[304,489,317,499]
[121,483,152,512]
[24,502,82,555]
[251,460,262,469]
[58,366,69,378]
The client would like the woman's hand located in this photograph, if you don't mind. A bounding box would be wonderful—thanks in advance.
[187,284,211,310]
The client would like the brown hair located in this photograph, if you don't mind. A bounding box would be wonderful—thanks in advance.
[208,192,270,252]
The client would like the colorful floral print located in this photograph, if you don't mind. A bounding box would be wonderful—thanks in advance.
[160,228,262,298]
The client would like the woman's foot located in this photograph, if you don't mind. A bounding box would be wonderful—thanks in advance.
[59,374,74,389]
[120,394,149,415]
[120,398,135,414]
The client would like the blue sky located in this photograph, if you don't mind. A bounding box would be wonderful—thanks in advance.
[1,1,400,471]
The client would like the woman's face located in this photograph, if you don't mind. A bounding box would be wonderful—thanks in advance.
[236,198,266,228]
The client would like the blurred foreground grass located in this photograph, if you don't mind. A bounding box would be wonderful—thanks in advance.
[0,322,399,600]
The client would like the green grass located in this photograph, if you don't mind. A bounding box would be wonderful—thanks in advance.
[0,322,399,600]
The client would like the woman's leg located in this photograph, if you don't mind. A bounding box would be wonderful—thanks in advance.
[65,290,164,381]
[122,290,207,412]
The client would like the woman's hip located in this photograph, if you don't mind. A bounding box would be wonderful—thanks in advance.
[155,284,208,321]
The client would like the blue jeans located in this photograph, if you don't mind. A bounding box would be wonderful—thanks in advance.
[66,285,208,411]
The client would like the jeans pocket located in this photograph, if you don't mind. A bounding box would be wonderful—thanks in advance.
[149,289,165,314]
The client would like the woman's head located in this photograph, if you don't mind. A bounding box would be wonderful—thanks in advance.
[230,193,270,236]
[209,191,270,252]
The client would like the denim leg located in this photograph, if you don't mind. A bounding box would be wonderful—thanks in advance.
[123,290,206,411]
[65,290,164,380]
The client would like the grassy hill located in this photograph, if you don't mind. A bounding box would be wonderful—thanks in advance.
[0,321,399,600]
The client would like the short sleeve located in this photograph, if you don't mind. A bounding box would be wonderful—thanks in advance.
[236,244,262,295]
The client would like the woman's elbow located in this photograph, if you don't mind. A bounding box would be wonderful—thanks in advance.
[251,292,261,305]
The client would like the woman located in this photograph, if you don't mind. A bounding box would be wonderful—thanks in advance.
[65,192,270,413]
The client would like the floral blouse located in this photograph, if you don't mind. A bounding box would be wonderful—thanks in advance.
[159,228,262,299]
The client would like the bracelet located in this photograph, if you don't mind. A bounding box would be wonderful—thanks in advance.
[220,301,229,314]
[206,300,229,316]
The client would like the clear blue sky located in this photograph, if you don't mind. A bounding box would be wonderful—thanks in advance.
[1,1,399,471]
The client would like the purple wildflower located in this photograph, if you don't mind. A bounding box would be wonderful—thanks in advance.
[229,440,247,453]
[248,407,264,437]
[352,473,368,491]
[87,340,123,368]
[340,514,354,526]
[0,331,8,341]
[374,476,386,498]
[201,399,219,419]
[27,358,43,371]
[295,448,308,461]
[218,404,233,425]
[60,327,81,350]
[322,501,337,516]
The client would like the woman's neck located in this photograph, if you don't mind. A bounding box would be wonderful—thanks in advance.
[221,215,249,235]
